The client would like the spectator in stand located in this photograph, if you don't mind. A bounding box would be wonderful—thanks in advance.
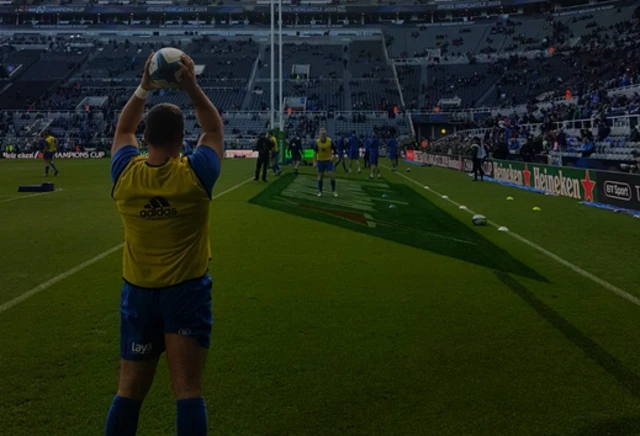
[580,137,595,158]
[597,121,611,142]
[493,139,509,160]
[508,137,521,152]
[520,137,536,162]
[629,125,640,142]
[557,129,567,149]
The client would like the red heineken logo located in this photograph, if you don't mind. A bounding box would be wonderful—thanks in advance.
[580,170,596,202]
[523,164,531,187]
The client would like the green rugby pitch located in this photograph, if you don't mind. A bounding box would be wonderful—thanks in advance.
[1,158,640,436]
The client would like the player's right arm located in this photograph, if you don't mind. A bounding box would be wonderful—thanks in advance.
[112,52,155,157]
[179,55,224,162]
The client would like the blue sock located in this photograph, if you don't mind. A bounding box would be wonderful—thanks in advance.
[50,163,58,171]
[105,396,141,436]
[331,179,336,192]
[45,165,49,175]
[318,180,323,193]
[177,397,207,436]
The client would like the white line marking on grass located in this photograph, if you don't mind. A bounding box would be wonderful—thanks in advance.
[0,244,124,314]
[210,177,254,200]
[384,166,640,308]
[0,191,56,203]
[0,177,254,315]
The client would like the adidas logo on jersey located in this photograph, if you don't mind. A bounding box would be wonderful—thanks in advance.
[139,196,178,218]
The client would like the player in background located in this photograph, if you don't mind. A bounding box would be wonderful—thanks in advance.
[333,133,348,173]
[269,131,282,176]
[363,135,371,170]
[42,132,59,176]
[313,127,338,197]
[254,131,273,182]
[369,132,381,179]
[106,53,222,436]
[348,131,361,173]
[387,135,398,171]
[288,133,303,175]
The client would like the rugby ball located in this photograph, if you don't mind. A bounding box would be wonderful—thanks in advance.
[472,214,487,226]
[149,47,185,88]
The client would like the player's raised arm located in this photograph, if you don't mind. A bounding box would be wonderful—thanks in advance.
[179,55,224,161]
[112,52,156,156]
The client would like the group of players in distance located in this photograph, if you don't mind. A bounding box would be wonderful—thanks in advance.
[255,127,400,198]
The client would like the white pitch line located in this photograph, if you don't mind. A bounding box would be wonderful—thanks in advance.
[210,177,254,200]
[0,191,56,203]
[0,244,124,314]
[0,177,254,315]
[384,165,640,308]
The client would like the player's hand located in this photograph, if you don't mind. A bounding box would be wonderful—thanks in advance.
[177,54,198,92]
[140,52,158,91]
[313,161,317,168]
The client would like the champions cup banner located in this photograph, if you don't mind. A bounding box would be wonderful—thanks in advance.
[409,151,602,203]
[2,151,106,159]
[4,0,543,15]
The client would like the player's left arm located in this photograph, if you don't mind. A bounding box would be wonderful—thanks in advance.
[112,52,156,156]
[331,141,338,162]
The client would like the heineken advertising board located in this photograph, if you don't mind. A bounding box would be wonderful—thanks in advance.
[407,152,610,205]
[491,160,596,202]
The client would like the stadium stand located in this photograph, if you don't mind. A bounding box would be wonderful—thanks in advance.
[0,3,638,167]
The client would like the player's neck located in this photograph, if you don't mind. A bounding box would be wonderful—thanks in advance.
[147,147,180,166]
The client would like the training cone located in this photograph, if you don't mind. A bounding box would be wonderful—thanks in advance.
[382,194,388,198]
[498,226,509,232]
[389,204,396,209]
[459,205,467,210]
[506,196,514,201]
[533,206,541,211]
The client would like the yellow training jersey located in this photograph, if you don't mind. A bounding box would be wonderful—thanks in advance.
[45,136,57,152]
[315,137,333,161]
[269,135,277,152]
[113,154,212,288]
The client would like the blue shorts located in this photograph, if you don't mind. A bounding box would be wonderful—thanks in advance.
[120,274,213,361]
[316,161,334,173]
[348,149,359,160]
[43,151,55,160]
[388,151,397,160]
[291,153,301,162]
[369,152,379,165]
[271,151,278,160]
